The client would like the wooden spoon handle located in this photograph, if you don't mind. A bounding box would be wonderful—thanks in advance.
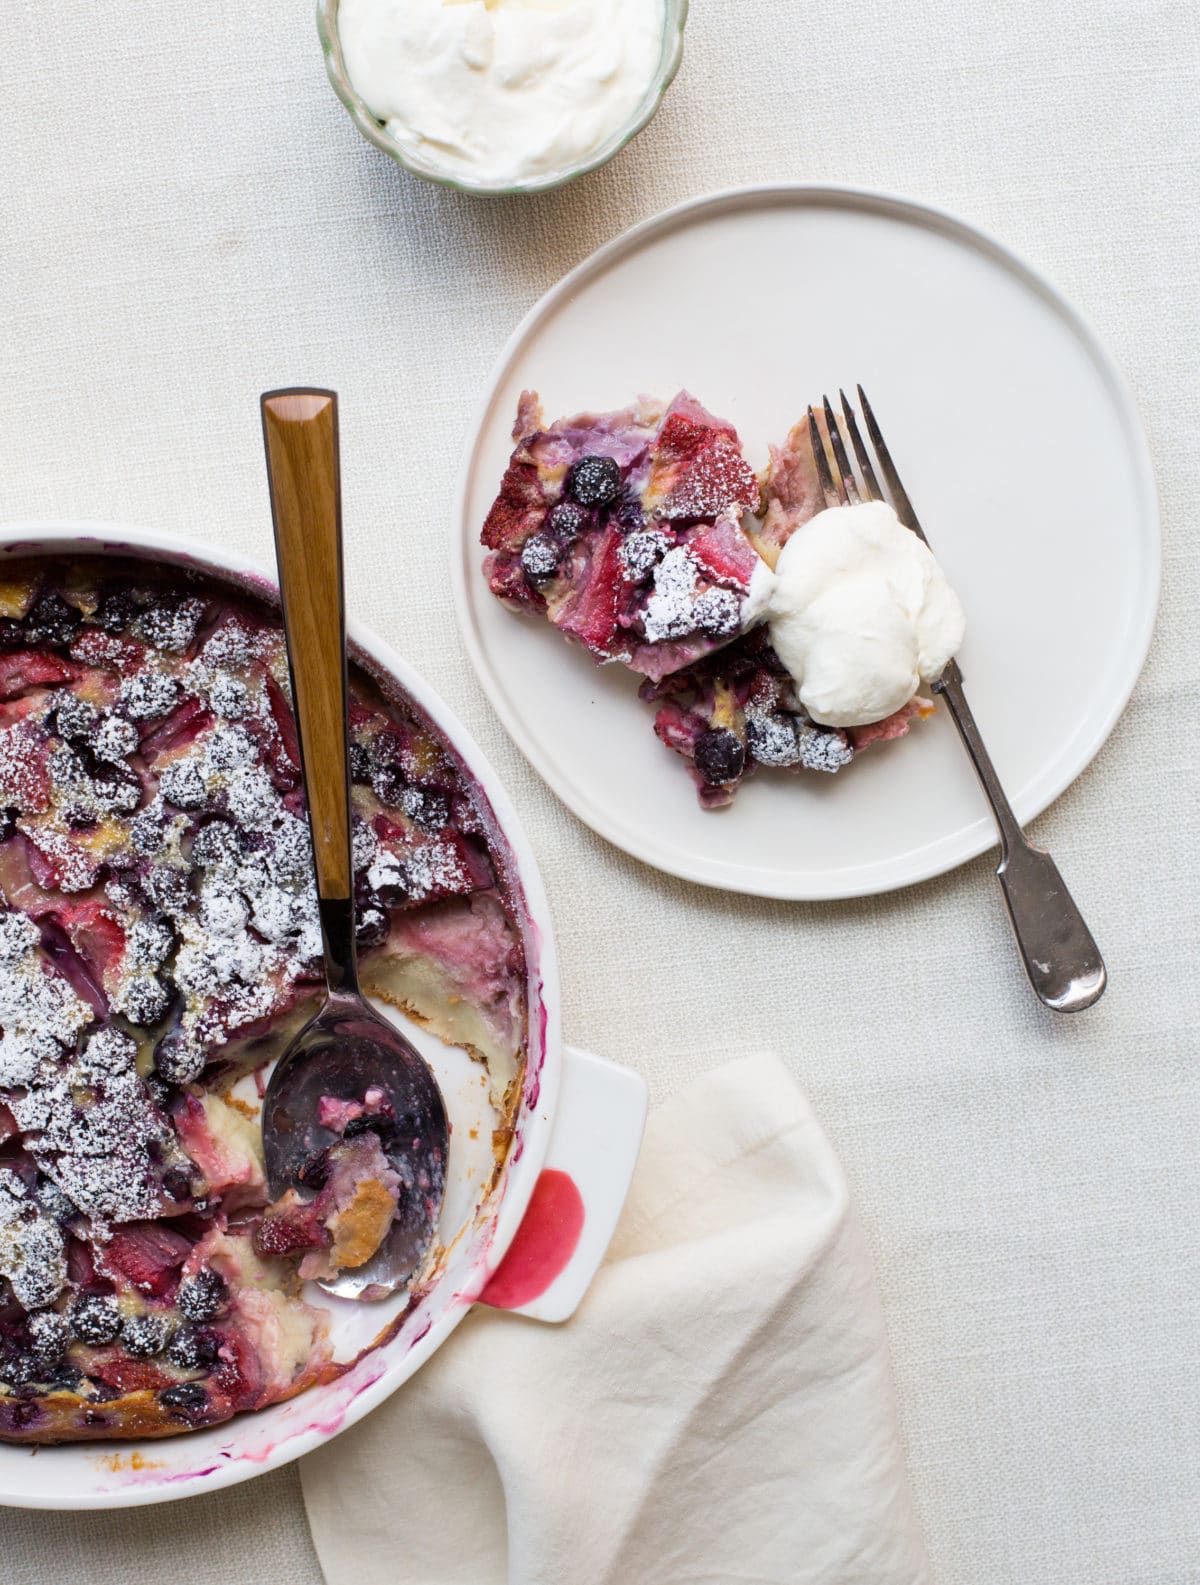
[261,388,351,902]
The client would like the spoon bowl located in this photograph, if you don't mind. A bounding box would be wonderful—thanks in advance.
[262,996,447,1300]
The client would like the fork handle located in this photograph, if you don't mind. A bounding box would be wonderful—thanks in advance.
[935,663,1106,1012]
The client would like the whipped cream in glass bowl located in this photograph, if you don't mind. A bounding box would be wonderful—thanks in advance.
[318,0,687,195]
[765,500,966,728]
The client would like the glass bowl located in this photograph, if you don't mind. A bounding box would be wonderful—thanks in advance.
[316,0,688,197]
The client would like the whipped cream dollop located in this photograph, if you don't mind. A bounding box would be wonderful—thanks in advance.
[337,0,666,187]
[765,501,965,728]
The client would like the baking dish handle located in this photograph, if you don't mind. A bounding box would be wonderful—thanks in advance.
[479,1045,647,1323]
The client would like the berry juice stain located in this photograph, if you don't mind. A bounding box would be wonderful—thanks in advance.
[480,1169,584,1310]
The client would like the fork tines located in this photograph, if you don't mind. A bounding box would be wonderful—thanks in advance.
[806,406,839,509]
[837,389,881,502]
[822,395,860,504]
[807,388,931,548]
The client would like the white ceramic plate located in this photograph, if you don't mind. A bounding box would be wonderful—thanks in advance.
[452,186,1159,899]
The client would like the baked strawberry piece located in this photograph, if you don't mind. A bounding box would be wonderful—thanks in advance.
[482,391,768,682]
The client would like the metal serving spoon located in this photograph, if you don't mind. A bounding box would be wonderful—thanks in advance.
[258,388,448,1300]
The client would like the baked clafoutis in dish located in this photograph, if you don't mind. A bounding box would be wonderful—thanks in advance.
[481,396,965,806]
[0,558,527,1444]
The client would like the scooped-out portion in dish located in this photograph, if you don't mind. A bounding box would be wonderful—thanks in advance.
[0,557,528,1444]
[480,397,965,807]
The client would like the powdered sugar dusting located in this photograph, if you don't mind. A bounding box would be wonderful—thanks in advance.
[149,719,323,1057]
[119,669,181,721]
[0,721,50,813]
[641,547,705,643]
[618,528,671,583]
[0,1173,68,1310]
[654,439,760,521]
[0,914,185,1231]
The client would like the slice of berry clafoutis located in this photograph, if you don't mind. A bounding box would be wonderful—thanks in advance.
[481,391,769,682]
[480,399,936,810]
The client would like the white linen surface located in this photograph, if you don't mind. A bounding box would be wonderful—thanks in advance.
[301,1055,929,1585]
[1,1,1198,1582]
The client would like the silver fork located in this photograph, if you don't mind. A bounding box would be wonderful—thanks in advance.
[808,389,1106,1013]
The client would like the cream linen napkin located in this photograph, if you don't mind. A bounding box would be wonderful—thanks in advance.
[300,1055,929,1585]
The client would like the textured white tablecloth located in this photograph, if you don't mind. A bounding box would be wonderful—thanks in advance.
[1,1,1197,1581]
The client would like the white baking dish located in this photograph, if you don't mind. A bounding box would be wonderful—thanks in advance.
[0,522,646,1510]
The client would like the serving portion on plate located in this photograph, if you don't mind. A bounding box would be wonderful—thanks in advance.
[480,391,965,807]
[453,185,1159,899]
[0,551,528,1446]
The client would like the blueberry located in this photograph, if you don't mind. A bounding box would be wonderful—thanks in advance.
[25,592,82,647]
[160,1380,208,1413]
[91,759,142,814]
[612,498,646,534]
[693,727,746,787]
[49,692,99,742]
[190,818,242,870]
[89,713,139,760]
[0,1351,36,1389]
[166,1323,219,1371]
[520,534,562,581]
[795,726,855,775]
[119,670,181,721]
[46,1360,83,1392]
[129,805,168,857]
[369,731,405,773]
[159,759,206,811]
[372,860,410,909]
[370,762,407,807]
[356,899,389,951]
[177,1270,226,1323]
[122,974,171,1028]
[568,455,621,508]
[78,1025,137,1079]
[0,618,25,651]
[619,530,667,583]
[161,1166,196,1203]
[367,735,407,805]
[548,501,588,542]
[401,786,449,832]
[28,1310,71,1366]
[348,742,371,784]
[143,866,192,915]
[297,1147,332,1190]
[94,590,139,634]
[747,712,801,767]
[134,597,205,655]
[207,674,249,720]
[0,807,17,843]
[70,1293,121,1346]
[154,1030,206,1086]
[121,1313,171,1359]
[693,587,741,639]
[145,1075,175,1112]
